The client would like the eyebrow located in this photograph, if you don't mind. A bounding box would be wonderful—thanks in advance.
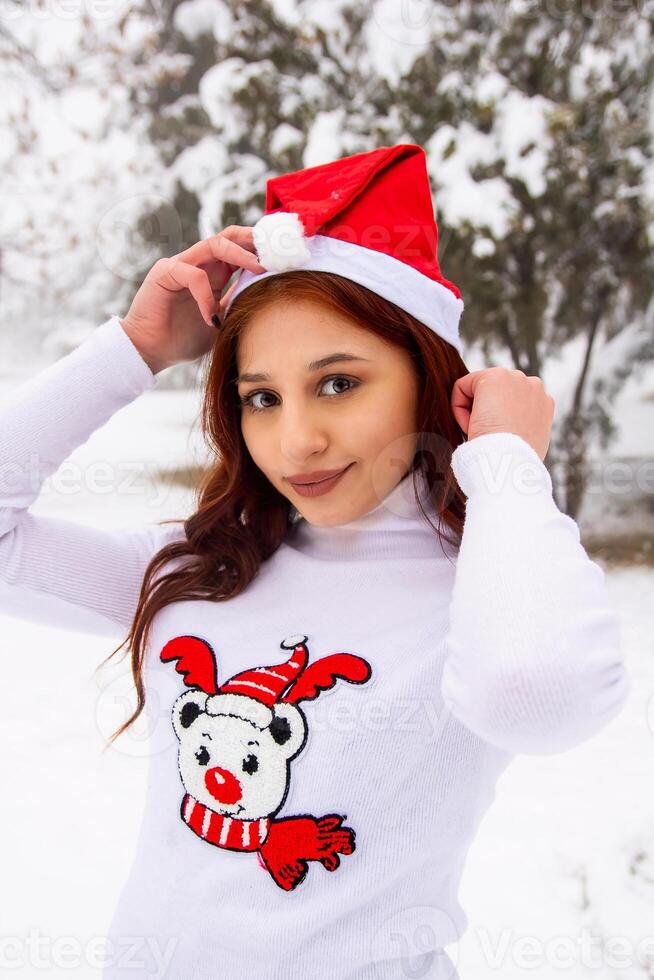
[235,353,372,384]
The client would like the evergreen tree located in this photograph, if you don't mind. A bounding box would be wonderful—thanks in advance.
[3,0,652,517]
[132,0,654,515]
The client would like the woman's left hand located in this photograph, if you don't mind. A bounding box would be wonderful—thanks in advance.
[450,367,556,462]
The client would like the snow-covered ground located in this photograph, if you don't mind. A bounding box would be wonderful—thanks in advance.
[0,375,652,979]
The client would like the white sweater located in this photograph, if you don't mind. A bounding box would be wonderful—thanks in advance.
[0,315,630,980]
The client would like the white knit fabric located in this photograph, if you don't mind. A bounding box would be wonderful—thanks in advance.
[0,315,630,979]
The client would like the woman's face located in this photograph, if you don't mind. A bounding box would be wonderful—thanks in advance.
[235,295,420,526]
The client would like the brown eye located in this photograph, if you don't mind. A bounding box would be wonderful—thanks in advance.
[239,376,360,414]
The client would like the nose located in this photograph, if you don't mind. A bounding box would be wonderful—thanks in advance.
[278,402,329,464]
[205,766,242,804]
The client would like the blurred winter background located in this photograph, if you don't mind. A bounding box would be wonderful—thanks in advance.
[0,0,653,977]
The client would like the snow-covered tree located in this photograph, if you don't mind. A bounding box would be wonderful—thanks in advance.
[0,2,190,368]
[2,0,652,517]
[129,0,654,515]
[418,0,654,516]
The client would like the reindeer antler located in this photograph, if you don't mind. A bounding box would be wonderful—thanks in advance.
[281,653,372,704]
[160,634,219,693]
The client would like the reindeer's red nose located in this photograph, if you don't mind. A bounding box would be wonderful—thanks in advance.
[205,766,242,804]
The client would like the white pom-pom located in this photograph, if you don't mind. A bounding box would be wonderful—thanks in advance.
[252,212,311,272]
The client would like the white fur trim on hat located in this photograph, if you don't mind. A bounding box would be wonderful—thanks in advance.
[226,233,465,356]
[252,212,312,272]
[205,692,273,729]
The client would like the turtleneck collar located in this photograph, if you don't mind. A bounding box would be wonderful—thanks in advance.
[284,467,460,562]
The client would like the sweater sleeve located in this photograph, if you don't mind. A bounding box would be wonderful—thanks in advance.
[0,315,186,638]
[440,431,630,756]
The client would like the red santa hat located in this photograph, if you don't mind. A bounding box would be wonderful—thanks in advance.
[214,635,308,708]
[222,143,464,355]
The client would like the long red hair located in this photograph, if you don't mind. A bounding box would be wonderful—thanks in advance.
[97,270,470,744]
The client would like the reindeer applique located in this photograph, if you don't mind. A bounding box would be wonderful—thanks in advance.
[159,633,372,891]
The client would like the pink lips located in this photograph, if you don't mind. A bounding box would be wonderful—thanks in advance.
[289,463,354,497]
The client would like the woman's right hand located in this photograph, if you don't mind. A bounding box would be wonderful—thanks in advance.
[119,226,267,374]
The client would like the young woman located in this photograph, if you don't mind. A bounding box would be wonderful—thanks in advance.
[0,145,629,980]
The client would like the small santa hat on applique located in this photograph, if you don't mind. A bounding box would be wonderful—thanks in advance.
[215,635,309,708]
[222,143,464,355]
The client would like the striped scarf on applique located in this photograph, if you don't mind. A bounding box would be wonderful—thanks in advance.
[181,792,271,851]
